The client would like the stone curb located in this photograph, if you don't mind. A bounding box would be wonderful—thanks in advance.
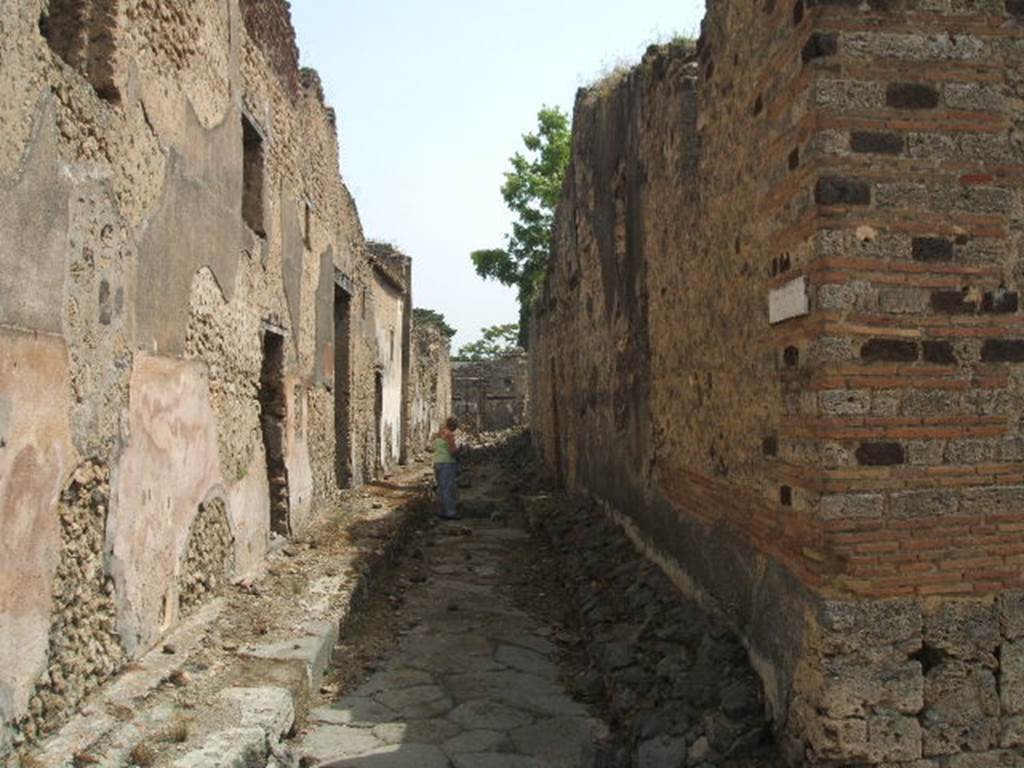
[180,491,431,768]
[27,599,226,768]
[23,485,432,768]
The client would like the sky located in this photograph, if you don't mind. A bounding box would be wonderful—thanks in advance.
[291,0,706,350]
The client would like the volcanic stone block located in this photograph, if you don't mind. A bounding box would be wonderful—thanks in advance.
[922,341,956,364]
[815,176,871,206]
[851,131,905,155]
[860,338,918,362]
[886,82,940,109]
[981,339,1024,362]
[856,442,905,466]
[912,237,954,263]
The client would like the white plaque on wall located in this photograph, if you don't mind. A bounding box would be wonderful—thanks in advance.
[769,276,809,325]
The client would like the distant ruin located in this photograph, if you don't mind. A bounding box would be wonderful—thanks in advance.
[531,8,1024,766]
[452,353,529,433]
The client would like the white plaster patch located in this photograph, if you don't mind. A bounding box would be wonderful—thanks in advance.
[769,276,809,325]
[110,354,222,655]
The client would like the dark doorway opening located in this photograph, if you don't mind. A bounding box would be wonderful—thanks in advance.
[550,356,563,487]
[259,329,290,536]
[242,115,266,236]
[333,285,352,488]
[374,369,384,476]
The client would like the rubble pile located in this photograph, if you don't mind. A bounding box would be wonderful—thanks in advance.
[527,496,777,767]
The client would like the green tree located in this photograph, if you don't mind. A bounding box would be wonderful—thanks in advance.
[471,106,571,348]
[456,324,520,361]
[412,308,456,339]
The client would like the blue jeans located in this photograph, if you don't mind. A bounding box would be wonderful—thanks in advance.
[434,462,457,519]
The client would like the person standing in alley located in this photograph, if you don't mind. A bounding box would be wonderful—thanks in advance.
[433,416,460,520]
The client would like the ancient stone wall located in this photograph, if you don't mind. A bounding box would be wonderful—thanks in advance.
[0,0,420,751]
[408,321,453,460]
[366,242,412,475]
[531,7,1024,765]
[452,354,529,433]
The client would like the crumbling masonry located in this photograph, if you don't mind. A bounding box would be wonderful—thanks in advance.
[0,0,449,751]
[531,6,1024,766]
[452,353,529,433]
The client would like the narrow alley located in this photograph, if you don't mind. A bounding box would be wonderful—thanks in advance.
[8,2,1024,765]
[297,444,606,767]
[290,435,775,768]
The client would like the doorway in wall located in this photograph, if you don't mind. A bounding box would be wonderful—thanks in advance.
[374,369,384,475]
[334,285,351,488]
[259,328,291,536]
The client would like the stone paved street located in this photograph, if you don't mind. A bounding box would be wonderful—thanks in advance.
[296,505,606,768]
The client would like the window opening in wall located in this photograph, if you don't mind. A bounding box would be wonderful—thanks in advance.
[259,328,290,536]
[389,329,395,362]
[374,369,384,475]
[40,0,121,103]
[333,285,352,488]
[242,115,266,236]
[302,199,313,249]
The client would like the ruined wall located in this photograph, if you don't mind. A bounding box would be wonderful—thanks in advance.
[365,243,412,474]
[531,6,1024,765]
[0,0,396,750]
[452,354,529,433]
[407,321,453,459]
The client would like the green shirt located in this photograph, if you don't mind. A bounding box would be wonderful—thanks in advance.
[434,436,456,464]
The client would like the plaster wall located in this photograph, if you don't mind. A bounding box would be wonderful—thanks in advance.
[0,330,75,746]
[0,0,428,748]
[371,273,406,472]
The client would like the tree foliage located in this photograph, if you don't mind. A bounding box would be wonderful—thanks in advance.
[456,324,520,361]
[412,308,456,339]
[471,106,571,347]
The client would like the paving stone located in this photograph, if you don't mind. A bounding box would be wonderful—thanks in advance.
[510,716,606,763]
[445,671,586,716]
[494,644,558,677]
[448,700,535,731]
[443,728,512,754]
[452,754,550,768]
[319,743,451,768]
[371,718,462,745]
[353,668,435,696]
[299,724,385,763]
[402,649,506,676]
[311,698,395,727]
[374,685,453,719]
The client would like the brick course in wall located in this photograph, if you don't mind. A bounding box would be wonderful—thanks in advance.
[530,2,1024,764]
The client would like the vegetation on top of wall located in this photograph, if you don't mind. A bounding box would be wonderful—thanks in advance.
[412,308,456,340]
[586,34,698,98]
[470,107,570,348]
[455,323,521,361]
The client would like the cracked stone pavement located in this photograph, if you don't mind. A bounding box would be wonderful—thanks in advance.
[295,509,607,767]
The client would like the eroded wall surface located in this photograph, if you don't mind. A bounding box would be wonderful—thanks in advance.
[0,0,418,750]
[365,244,412,474]
[531,6,1024,764]
[408,323,453,458]
[452,354,529,433]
